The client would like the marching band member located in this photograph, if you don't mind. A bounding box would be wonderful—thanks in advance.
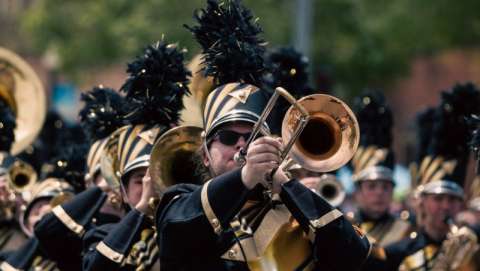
[349,91,412,247]
[82,39,191,271]
[155,1,371,270]
[364,82,480,270]
[33,86,126,271]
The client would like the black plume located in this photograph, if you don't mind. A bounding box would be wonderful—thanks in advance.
[415,107,436,163]
[264,47,313,135]
[468,114,480,174]
[186,0,266,86]
[79,86,126,143]
[354,91,393,148]
[264,47,312,96]
[0,98,15,153]
[41,142,88,194]
[428,82,480,184]
[121,41,191,127]
[353,90,394,169]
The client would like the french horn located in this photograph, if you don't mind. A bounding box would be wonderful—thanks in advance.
[149,125,204,193]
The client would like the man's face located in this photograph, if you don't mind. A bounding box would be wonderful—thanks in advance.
[203,122,253,176]
[125,167,147,207]
[355,179,394,219]
[421,193,463,234]
[27,199,52,235]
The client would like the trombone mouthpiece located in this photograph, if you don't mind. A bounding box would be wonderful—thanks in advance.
[234,149,247,166]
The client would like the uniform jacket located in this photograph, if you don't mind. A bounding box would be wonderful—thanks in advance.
[155,168,371,271]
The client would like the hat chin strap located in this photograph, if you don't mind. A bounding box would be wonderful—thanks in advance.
[202,139,217,178]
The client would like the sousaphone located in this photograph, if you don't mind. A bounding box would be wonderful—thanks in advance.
[0,47,46,155]
[0,47,46,192]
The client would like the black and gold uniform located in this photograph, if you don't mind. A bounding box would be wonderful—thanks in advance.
[34,87,126,271]
[349,91,412,247]
[1,178,75,271]
[82,40,191,271]
[364,83,480,271]
[155,1,370,269]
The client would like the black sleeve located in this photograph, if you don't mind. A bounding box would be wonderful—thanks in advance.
[34,187,106,271]
[82,209,149,271]
[156,169,251,265]
[280,179,371,271]
[1,238,39,270]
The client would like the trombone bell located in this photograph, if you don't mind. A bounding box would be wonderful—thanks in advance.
[283,94,359,172]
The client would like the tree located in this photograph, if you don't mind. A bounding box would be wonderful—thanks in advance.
[19,0,480,96]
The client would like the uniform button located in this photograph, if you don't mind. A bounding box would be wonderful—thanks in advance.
[211,218,219,227]
[227,249,237,259]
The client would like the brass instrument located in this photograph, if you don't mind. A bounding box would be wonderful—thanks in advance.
[235,87,359,176]
[149,126,204,193]
[0,47,45,215]
[315,174,345,207]
[429,217,479,271]
[0,47,46,155]
[7,159,37,193]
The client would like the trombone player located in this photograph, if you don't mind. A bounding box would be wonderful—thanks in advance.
[155,81,371,270]
[155,2,370,269]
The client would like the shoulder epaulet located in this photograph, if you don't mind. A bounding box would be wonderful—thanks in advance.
[156,184,199,213]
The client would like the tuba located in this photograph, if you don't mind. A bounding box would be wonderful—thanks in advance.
[235,87,359,178]
[149,125,204,193]
[0,47,45,202]
[0,47,46,155]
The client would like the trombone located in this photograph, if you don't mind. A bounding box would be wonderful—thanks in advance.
[235,87,359,192]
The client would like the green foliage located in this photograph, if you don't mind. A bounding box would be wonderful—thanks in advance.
[19,0,480,95]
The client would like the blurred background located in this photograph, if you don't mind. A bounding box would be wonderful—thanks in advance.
[1,0,480,195]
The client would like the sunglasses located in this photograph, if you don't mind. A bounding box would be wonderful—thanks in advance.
[212,130,258,146]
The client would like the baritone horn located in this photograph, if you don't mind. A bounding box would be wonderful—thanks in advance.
[235,87,359,175]
[149,126,204,193]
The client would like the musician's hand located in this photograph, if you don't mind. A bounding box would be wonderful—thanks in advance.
[96,177,111,193]
[271,168,289,194]
[135,168,159,216]
[241,137,282,190]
